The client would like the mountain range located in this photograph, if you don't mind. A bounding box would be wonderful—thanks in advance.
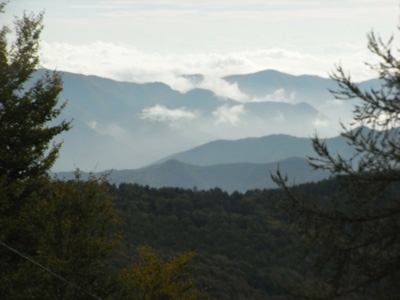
[56,129,362,192]
[28,68,379,172]
[28,68,380,191]
[58,157,329,193]
[156,133,351,166]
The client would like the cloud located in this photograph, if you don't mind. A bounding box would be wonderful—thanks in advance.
[141,105,198,123]
[87,121,97,130]
[40,41,379,89]
[212,104,245,125]
[102,0,393,10]
[252,88,296,103]
[107,0,313,4]
[313,117,330,128]
[273,112,285,121]
[186,75,248,102]
[87,121,132,142]
[325,99,344,106]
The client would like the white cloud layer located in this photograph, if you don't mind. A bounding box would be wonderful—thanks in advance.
[195,76,248,102]
[40,41,379,97]
[88,121,131,141]
[313,116,330,128]
[252,88,296,103]
[212,104,245,125]
[273,112,285,121]
[141,105,198,123]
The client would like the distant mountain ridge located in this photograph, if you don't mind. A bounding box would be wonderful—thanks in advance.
[56,130,358,192]
[224,69,337,105]
[155,133,352,166]
[57,157,329,193]
[27,68,379,172]
[56,126,388,192]
[224,69,381,106]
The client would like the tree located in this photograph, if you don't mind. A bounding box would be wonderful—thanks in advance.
[272,27,400,299]
[0,8,70,184]
[0,5,121,299]
[0,2,72,291]
[0,3,71,256]
[116,246,206,300]
[1,174,122,300]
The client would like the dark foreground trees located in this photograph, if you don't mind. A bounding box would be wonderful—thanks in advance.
[0,4,73,296]
[272,24,400,299]
[0,176,122,299]
[0,5,120,298]
[0,10,70,183]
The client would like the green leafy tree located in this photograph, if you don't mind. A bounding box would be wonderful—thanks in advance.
[0,2,70,257]
[2,174,122,300]
[272,26,400,299]
[0,9,70,184]
[0,5,120,299]
[117,246,206,300]
[0,3,72,294]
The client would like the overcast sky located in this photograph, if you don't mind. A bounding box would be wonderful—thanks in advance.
[3,0,400,90]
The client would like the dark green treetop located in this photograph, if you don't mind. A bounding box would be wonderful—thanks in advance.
[0,5,70,184]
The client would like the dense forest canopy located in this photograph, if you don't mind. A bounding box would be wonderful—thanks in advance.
[108,179,342,300]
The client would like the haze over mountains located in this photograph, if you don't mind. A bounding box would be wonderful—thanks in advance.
[57,129,362,192]
[33,68,378,174]
[58,157,329,193]
[156,133,352,166]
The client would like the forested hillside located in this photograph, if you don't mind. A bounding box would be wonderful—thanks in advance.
[108,178,341,300]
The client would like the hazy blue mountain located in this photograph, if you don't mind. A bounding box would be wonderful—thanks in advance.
[223,69,382,124]
[28,69,377,172]
[55,126,381,193]
[156,132,352,166]
[57,157,329,193]
[224,69,337,104]
[243,101,321,120]
[34,69,185,122]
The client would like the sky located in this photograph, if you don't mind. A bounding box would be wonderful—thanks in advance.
[2,0,400,92]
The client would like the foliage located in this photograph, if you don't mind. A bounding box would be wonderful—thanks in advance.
[0,5,71,285]
[117,246,205,300]
[1,175,122,300]
[271,26,400,299]
[108,183,317,300]
[0,9,70,184]
[0,5,74,298]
